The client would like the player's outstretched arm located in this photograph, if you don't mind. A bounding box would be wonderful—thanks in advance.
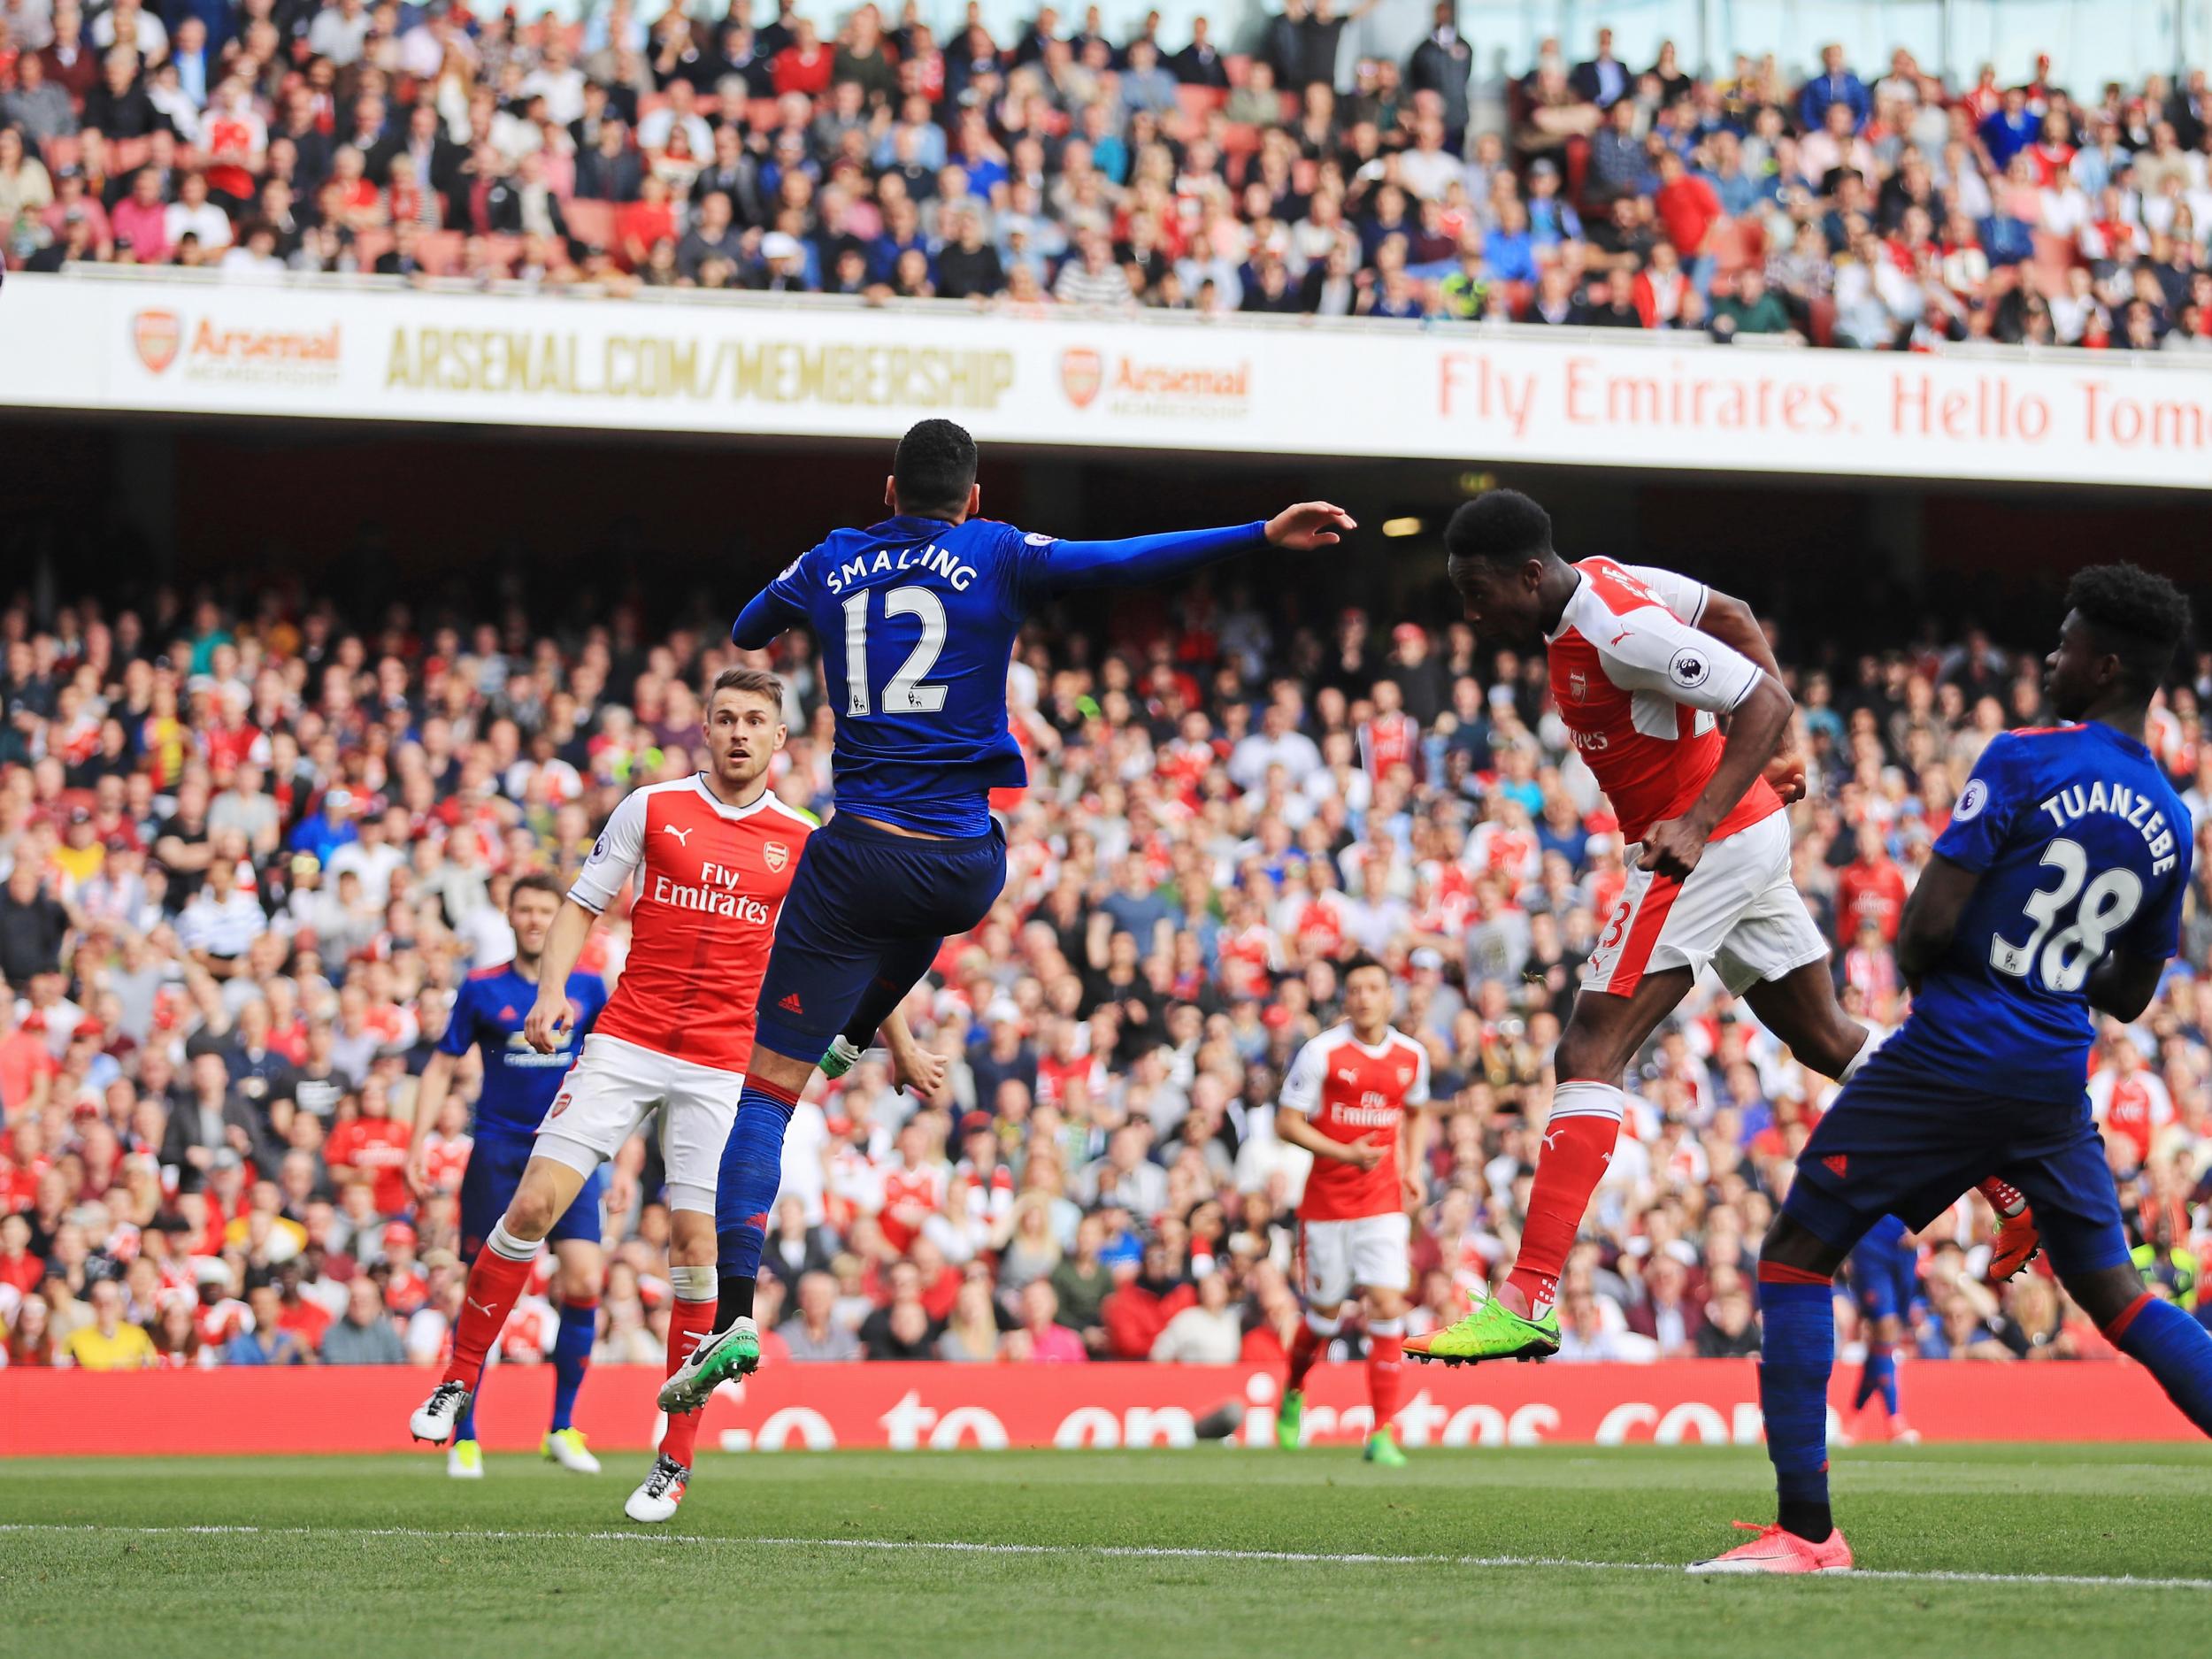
[1894,852,1981,985]
[731,581,804,651]
[523,899,599,1052]
[1032,503,1355,595]
[1638,672,1792,879]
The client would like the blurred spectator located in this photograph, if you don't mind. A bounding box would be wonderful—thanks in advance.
[319,1275,406,1363]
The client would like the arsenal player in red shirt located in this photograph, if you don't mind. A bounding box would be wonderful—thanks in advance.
[406,668,932,1525]
[1271,956,1432,1466]
[1416,491,2031,1365]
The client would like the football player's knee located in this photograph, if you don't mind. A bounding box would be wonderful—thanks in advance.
[2060,1264,2143,1328]
[557,1256,602,1302]
[505,1184,561,1240]
[1549,1024,1608,1083]
[667,1210,718,1266]
[1761,1214,1842,1277]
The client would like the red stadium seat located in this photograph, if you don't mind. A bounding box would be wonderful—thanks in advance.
[747,98,782,131]
[111,136,151,173]
[564,198,616,250]
[414,230,464,273]
[1174,84,1225,124]
[40,133,79,172]
[2030,231,2079,298]
[352,229,394,268]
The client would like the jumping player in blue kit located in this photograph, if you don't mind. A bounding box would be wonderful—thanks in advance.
[405,873,611,1478]
[1691,564,2211,1575]
[658,418,1355,1409]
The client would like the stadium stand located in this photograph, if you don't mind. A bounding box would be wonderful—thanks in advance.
[4,3,2212,349]
[2,561,2208,1376]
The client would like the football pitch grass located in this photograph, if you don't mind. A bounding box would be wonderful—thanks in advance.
[4,1445,2208,1658]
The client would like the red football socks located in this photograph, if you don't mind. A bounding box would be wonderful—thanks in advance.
[1366,1326,1406,1431]
[1286,1318,1326,1392]
[657,1294,718,1467]
[1506,1088,1623,1317]
[442,1243,535,1385]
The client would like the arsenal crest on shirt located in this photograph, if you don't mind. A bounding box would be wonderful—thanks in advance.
[764,841,790,872]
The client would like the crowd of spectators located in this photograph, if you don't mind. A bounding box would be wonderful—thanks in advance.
[1,560,2208,1383]
[6,0,2212,347]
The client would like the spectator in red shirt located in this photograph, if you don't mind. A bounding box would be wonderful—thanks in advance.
[772,18,833,98]
[1836,823,1909,942]
[1101,1240,1195,1358]
[1653,148,1723,288]
[325,1080,412,1215]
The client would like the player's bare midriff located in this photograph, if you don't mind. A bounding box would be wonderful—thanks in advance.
[848,814,951,840]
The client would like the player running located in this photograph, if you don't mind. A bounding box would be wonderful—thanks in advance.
[1692,564,2210,1573]
[406,667,827,1524]
[1272,955,1431,1467]
[1409,490,2032,1367]
[659,419,1354,1411]
[405,874,612,1479]
[1841,1216,1916,1445]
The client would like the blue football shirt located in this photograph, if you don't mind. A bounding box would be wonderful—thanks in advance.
[736,513,1264,835]
[439,965,608,1138]
[1883,723,2192,1102]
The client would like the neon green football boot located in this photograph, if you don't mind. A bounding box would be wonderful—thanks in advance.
[1363,1428,1408,1467]
[1404,1295,1560,1365]
[657,1317,760,1413]
[818,1035,864,1079]
[1275,1389,1303,1449]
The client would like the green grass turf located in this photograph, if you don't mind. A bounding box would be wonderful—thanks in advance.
[4,1446,2208,1659]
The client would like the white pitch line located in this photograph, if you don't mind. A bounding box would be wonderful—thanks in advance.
[4,1522,2208,1592]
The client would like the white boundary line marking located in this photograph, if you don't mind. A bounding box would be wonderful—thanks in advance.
[2,1524,2208,1592]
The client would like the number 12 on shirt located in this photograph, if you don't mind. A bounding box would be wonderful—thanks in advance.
[841,585,948,717]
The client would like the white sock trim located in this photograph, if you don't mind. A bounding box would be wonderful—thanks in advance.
[671,1264,718,1302]
[1368,1317,1407,1337]
[1548,1079,1625,1123]
[1838,1022,1887,1082]
[1304,1310,1343,1338]
[486,1220,539,1263]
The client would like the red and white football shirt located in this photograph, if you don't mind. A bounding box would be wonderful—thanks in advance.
[1280,1022,1431,1222]
[2089,1064,2174,1167]
[568,774,814,1075]
[1547,558,1781,845]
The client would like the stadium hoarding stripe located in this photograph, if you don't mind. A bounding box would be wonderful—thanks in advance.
[3,1361,2202,1455]
[8,272,2212,488]
[3,1523,2208,1592]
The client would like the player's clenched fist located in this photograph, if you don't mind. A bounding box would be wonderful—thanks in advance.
[523,994,575,1054]
[1264,503,1356,549]
[1637,816,1709,879]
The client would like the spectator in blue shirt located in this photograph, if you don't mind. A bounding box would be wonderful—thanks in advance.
[1482,199,1540,284]
[289,788,360,866]
[1978,85,2039,172]
[1797,42,1870,134]
[1523,157,1585,250]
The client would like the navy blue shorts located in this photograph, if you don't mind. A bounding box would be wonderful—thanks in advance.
[1787,1050,2129,1277]
[457,1130,607,1262]
[752,812,1007,1063]
[1847,1215,1917,1325]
